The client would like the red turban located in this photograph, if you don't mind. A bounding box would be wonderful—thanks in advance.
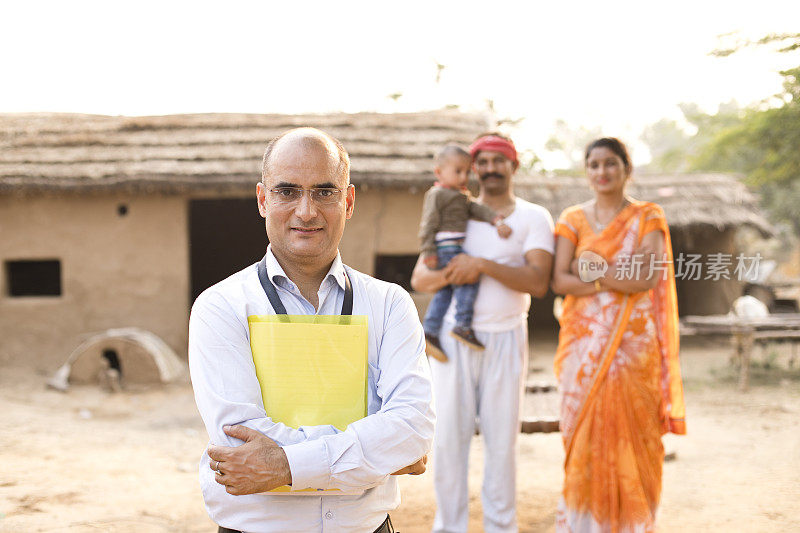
[469,135,518,164]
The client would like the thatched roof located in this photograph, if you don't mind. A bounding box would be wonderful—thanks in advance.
[0,111,772,233]
[514,173,773,235]
[0,111,488,193]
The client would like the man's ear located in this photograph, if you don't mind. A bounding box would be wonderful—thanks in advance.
[256,182,268,218]
[512,160,520,172]
[345,184,355,219]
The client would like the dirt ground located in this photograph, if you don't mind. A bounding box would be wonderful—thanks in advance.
[2,335,799,532]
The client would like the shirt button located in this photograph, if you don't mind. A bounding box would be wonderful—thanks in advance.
[325,511,333,520]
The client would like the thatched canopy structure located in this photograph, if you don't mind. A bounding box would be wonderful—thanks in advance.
[0,111,488,193]
[0,111,772,234]
[514,173,773,235]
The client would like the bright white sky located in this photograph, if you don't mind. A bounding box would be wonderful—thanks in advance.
[2,0,798,166]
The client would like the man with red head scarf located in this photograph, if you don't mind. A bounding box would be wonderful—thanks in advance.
[412,132,555,533]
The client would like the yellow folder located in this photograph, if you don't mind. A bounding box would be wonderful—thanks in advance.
[248,314,368,494]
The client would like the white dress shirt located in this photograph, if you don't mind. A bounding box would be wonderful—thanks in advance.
[189,246,435,533]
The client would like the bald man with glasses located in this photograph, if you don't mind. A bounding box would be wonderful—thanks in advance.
[189,128,435,533]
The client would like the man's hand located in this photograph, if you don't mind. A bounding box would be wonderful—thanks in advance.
[443,254,483,285]
[423,253,438,270]
[207,425,292,495]
[391,455,428,476]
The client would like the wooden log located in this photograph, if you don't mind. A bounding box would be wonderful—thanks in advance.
[475,418,561,435]
[520,418,560,434]
[525,382,557,394]
[752,330,800,340]
[736,331,755,392]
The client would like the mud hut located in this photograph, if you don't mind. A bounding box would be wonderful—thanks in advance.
[0,111,486,369]
[0,111,772,369]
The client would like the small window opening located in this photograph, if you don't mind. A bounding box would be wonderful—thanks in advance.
[374,254,418,292]
[117,204,129,216]
[6,260,62,297]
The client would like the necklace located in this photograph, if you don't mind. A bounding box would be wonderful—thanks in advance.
[593,198,628,231]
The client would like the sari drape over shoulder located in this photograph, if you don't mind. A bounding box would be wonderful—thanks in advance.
[553,201,685,533]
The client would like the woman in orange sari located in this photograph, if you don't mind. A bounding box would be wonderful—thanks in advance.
[551,138,686,532]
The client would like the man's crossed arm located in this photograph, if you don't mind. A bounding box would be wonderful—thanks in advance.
[208,425,427,495]
[190,287,434,496]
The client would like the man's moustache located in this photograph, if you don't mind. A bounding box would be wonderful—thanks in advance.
[480,173,504,181]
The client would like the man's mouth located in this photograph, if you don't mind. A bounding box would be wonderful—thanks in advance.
[480,173,504,181]
[291,227,323,234]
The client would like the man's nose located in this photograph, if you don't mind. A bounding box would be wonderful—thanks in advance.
[294,192,318,220]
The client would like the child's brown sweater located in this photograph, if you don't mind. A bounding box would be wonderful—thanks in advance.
[418,185,498,255]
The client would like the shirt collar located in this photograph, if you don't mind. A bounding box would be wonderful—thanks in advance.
[264,245,346,291]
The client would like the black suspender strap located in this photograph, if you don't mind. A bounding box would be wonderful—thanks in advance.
[257,257,287,315]
[257,255,353,316]
[341,266,353,316]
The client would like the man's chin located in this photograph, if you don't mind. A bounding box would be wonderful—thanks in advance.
[289,241,321,253]
[482,179,509,192]
[287,238,331,258]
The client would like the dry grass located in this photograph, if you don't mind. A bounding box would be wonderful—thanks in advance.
[0,111,775,240]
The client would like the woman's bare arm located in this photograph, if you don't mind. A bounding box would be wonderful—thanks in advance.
[600,230,665,293]
[551,236,597,296]
[552,230,666,296]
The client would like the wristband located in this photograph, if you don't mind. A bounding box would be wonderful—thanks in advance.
[594,280,602,292]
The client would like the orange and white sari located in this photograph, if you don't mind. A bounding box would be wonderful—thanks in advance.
[554,201,685,533]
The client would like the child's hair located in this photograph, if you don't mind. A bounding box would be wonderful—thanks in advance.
[435,144,471,165]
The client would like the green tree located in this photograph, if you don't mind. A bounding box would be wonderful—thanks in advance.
[640,101,743,172]
[544,119,602,171]
[642,33,800,233]
[696,33,800,232]
[639,118,691,172]
[694,67,800,184]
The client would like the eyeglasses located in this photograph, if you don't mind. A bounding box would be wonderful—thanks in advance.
[268,186,344,205]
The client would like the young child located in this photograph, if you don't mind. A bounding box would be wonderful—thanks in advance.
[419,145,511,362]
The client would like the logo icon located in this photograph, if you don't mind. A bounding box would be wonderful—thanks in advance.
[578,251,608,282]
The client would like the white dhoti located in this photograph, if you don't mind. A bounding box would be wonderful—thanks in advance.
[430,322,528,533]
